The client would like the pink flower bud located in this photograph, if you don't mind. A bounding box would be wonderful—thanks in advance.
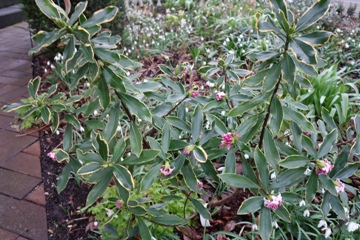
[334,178,345,193]
[160,163,175,176]
[315,159,334,175]
[264,193,282,210]
[191,90,199,98]
[115,200,122,209]
[47,152,56,161]
[216,91,226,101]
[220,132,241,150]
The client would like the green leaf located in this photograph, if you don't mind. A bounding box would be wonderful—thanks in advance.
[301,135,316,157]
[259,207,272,240]
[319,175,337,196]
[41,106,51,124]
[191,105,203,143]
[306,171,318,203]
[55,149,69,163]
[229,91,272,117]
[137,217,152,240]
[162,123,171,153]
[181,163,198,192]
[262,62,281,92]
[224,149,236,174]
[86,171,112,206]
[122,150,160,165]
[77,162,102,175]
[247,51,280,62]
[69,1,87,26]
[297,31,333,46]
[332,163,360,180]
[159,64,174,77]
[237,196,264,214]
[63,124,73,152]
[111,138,126,163]
[94,48,120,63]
[241,159,258,187]
[72,27,91,44]
[151,214,186,226]
[51,112,59,133]
[97,134,109,160]
[81,6,118,27]
[166,116,191,132]
[271,167,307,189]
[282,53,295,85]
[254,148,269,190]
[65,114,80,129]
[102,66,126,92]
[97,77,110,109]
[279,155,309,169]
[270,0,288,20]
[269,97,283,135]
[283,106,316,133]
[329,194,346,219]
[190,198,211,219]
[290,38,317,65]
[113,165,134,190]
[35,0,68,21]
[104,107,120,142]
[119,93,152,122]
[219,173,260,189]
[264,128,280,170]
[193,146,208,163]
[30,28,67,55]
[140,164,162,191]
[201,159,220,182]
[57,163,71,194]
[275,205,291,222]
[295,0,331,32]
[28,76,41,99]
[329,146,349,178]
[317,129,337,159]
[130,122,142,157]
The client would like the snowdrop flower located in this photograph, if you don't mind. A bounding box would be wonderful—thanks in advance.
[185,107,189,112]
[272,221,279,229]
[47,61,51,66]
[85,82,90,88]
[80,126,84,132]
[345,43,349,49]
[323,228,331,238]
[200,203,211,227]
[304,167,312,176]
[303,209,310,217]
[44,68,47,73]
[221,110,226,116]
[251,224,258,231]
[93,110,99,116]
[244,154,249,159]
[346,222,360,232]
[270,172,276,179]
[105,208,115,217]
[106,114,110,118]
[50,64,55,70]
[56,130,60,135]
[318,220,327,229]
[299,200,306,207]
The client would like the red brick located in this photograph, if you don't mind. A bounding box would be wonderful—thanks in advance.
[22,141,40,157]
[25,183,46,206]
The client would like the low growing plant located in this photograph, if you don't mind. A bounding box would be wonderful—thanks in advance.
[3,0,360,239]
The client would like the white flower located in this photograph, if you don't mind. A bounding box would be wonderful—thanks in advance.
[347,222,360,232]
[303,209,310,217]
[272,221,279,229]
[106,114,110,118]
[304,168,312,176]
[94,110,99,116]
[200,203,211,227]
[80,126,84,132]
[323,227,331,238]
[244,154,249,159]
[56,130,60,135]
[221,111,226,116]
[251,224,258,231]
[270,172,276,179]
[318,220,327,229]
[299,200,306,207]
[105,208,115,217]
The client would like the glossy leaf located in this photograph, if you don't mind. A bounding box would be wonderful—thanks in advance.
[111,138,126,163]
[190,198,211,219]
[30,28,67,55]
[224,149,236,174]
[254,148,269,190]
[219,173,260,189]
[69,1,87,25]
[140,164,162,191]
[181,163,198,192]
[271,167,307,189]
[191,105,203,143]
[290,38,317,65]
[279,155,309,169]
[317,129,337,159]
[151,214,186,226]
[283,106,316,133]
[166,116,191,132]
[86,171,112,206]
[35,0,68,21]
[275,205,291,222]
[319,175,337,196]
[57,163,71,193]
[81,6,118,27]
[28,76,41,99]
[97,77,110,109]
[130,122,142,157]
[113,165,134,190]
[282,53,295,85]
[237,196,264,214]
[97,134,109,160]
[269,96,283,135]
[122,150,160,165]
[41,106,51,124]
[193,146,208,163]
[137,217,152,240]
[297,31,333,46]
[306,171,318,203]
[264,128,280,170]
[332,162,360,180]
[119,93,152,122]
[102,66,126,92]
[301,135,316,157]
[63,124,73,152]
[259,207,271,240]
[295,0,331,32]
[77,162,102,175]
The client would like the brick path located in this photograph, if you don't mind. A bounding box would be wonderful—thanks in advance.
[0,22,48,240]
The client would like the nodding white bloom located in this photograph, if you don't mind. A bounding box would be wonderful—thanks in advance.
[85,82,90,88]
[299,200,306,207]
[270,172,277,179]
[318,220,327,229]
[304,167,312,176]
[226,37,230,42]
[105,208,115,217]
[272,221,279,229]
[106,114,110,118]
[44,68,47,73]
[303,209,310,217]
[180,18,186,28]
[185,107,189,113]
[345,43,350,49]
[50,64,55,70]
[244,154,249,159]
[56,130,60,135]
[80,126,84,132]
[221,110,226,116]
[323,227,331,238]
[47,61,51,66]
[251,224,258,231]
[93,110,99,116]
[346,222,360,232]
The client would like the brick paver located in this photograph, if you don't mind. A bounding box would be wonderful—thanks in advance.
[0,22,47,240]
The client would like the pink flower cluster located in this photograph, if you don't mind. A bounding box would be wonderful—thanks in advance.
[315,159,334,175]
[216,91,226,101]
[335,178,345,194]
[115,200,122,209]
[191,90,199,98]
[160,165,175,176]
[197,180,204,190]
[47,152,56,161]
[264,193,282,210]
[220,132,241,150]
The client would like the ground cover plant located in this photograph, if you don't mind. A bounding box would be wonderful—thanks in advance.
[2,0,360,239]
